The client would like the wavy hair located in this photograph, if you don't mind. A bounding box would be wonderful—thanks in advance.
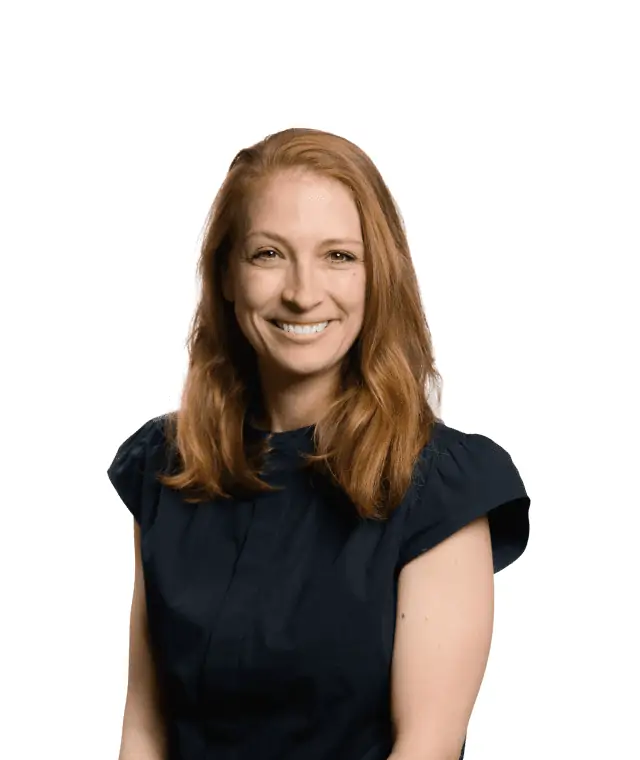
[159,127,443,520]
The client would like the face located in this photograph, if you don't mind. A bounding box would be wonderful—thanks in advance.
[223,170,366,389]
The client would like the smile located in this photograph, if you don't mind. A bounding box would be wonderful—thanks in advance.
[269,319,333,337]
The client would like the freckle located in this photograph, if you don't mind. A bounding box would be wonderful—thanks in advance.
[401,613,405,619]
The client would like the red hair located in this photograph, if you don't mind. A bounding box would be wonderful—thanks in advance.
[159,128,443,520]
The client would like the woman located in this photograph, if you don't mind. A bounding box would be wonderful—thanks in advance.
[108,127,531,760]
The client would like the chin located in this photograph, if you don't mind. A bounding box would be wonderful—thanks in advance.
[263,354,341,378]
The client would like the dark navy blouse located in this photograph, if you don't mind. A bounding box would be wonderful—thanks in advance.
[107,415,530,760]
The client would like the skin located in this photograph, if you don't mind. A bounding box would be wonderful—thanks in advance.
[222,169,367,433]
[390,515,494,759]
[119,524,167,759]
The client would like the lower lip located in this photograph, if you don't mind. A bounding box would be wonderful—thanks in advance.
[269,320,334,341]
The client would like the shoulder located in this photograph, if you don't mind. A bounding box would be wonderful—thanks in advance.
[416,419,522,483]
[110,414,171,465]
[107,413,173,527]
[401,419,531,573]
[425,418,506,450]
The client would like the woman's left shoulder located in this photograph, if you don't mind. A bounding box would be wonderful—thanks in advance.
[419,419,525,475]
[399,419,532,574]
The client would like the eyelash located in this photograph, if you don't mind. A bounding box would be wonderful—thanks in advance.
[251,248,356,264]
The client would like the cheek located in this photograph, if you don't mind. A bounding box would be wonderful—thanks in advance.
[340,274,366,316]
[236,272,278,310]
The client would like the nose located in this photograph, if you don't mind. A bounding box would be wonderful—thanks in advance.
[281,259,323,311]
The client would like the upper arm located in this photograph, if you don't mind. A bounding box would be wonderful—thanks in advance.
[390,515,494,758]
[119,520,167,759]
[128,521,155,695]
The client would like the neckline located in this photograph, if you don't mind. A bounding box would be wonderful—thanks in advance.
[248,420,316,437]
[245,419,316,454]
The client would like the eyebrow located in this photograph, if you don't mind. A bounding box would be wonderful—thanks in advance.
[246,230,364,248]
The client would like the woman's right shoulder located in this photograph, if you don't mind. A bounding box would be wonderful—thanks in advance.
[106,413,173,527]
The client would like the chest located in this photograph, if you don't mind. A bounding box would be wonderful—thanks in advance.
[141,480,408,707]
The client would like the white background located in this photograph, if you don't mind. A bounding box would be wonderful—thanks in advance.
[1,1,638,758]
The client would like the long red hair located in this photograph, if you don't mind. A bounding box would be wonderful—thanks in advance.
[159,128,443,520]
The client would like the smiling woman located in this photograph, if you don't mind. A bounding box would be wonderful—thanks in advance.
[220,169,367,404]
[107,127,531,760]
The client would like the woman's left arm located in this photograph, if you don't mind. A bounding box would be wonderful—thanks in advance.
[388,515,495,760]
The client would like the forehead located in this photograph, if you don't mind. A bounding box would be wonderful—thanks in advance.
[245,171,362,239]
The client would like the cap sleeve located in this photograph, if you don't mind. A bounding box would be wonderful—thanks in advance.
[106,415,168,531]
[399,426,531,574]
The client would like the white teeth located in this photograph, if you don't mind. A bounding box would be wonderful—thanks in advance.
[275,321,329,334]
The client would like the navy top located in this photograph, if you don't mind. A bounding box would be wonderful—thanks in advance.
[107,415,531,760]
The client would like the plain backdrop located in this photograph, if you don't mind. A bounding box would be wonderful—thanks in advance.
[1,1,638,758]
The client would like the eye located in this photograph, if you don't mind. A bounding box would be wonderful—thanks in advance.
[250,248,356,263]
[251,248,279,261]
[329,250,356,263]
